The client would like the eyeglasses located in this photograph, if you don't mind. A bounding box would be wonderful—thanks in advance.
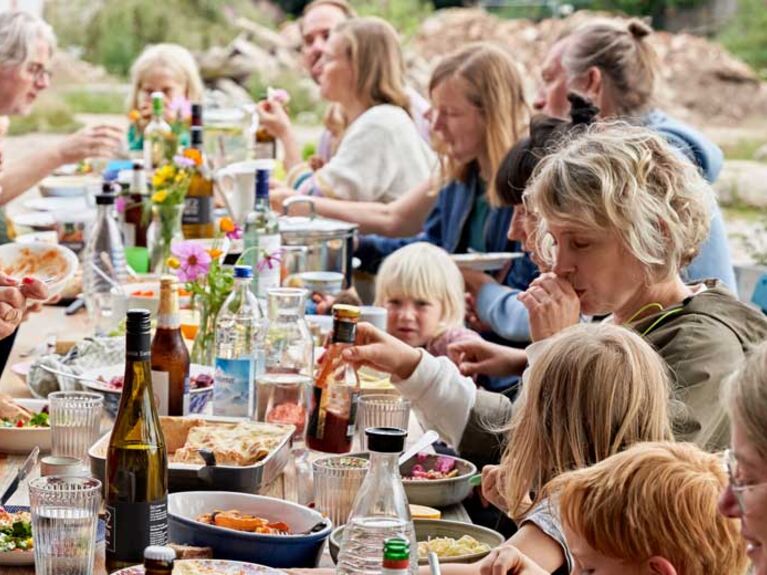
[725,448,767,513]
[26,62,52,83]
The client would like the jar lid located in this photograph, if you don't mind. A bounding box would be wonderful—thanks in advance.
[144,545,176,562]
[279,215,357,242]
[365,427,407,453]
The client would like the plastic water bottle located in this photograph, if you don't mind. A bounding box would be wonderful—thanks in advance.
[337,427,417,574]
[82,185,127,335]
[213,265,262,418]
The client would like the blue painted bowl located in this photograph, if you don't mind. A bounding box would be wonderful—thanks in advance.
[168,492,332,569]
[79,364,213,418]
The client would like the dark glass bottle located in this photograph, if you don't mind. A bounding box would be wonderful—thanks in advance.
[151,277,190,416]
[106,309,169,572]
[143,545,175,575]
[182,103,214,239]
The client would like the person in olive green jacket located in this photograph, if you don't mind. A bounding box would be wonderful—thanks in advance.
[343,123,767,469]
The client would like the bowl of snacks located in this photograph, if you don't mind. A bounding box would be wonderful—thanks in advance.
[0,396,50,454]
[119,279,194,317]
[401,453,477,508]
[78,364,214,417]
[0,242,79,297]
[167,491,332,568]
[329,518,503,565]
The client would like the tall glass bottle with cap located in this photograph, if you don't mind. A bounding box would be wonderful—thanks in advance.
[151,277,190,416]
[244,168,281,300]
[143,92,174,174]
[214,265,261,418]
[337,427,416,574]
[306,304,361,453]
[182,104,215,239]
[106,309,169,572]
[82,185,127,335]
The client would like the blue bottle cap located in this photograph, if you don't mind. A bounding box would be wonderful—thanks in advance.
[255,169,270,199]
[234,265,253,279]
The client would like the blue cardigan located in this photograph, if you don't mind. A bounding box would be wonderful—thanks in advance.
[356,163,538,293]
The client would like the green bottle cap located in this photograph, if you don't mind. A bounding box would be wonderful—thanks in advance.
[383,537,410,561]
[151,91,164,115]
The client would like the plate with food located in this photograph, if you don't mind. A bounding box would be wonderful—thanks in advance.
[450,252,523,272]
[0,505,106,566]
[330,518,503,565]
[78,363,214,417]
[0,242,79,297]
[0,396,50,454]
[167,491,331,568]
[89,418,295,493]
[113,559,288,575]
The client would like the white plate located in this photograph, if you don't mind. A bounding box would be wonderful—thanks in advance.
[0,398,51,454]
[0,242,79,297]
[10,212,55,229]
[78,364,213,395]
[10,360,32,383]
[14,231,58,245]
[113,559,287,574]
[451,252,523,271]
[24,196,91,212]
[39,175,100,198]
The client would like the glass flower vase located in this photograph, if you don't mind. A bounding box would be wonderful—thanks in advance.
[190,301,217,367]
[148,204,184,274]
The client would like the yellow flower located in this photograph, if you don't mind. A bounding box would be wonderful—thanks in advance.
[219,217,235,233]
[151,190,168,203]
[208,248,223,260]
[128,109,141,122]
[174,173,186,184]
[167,256,180,269]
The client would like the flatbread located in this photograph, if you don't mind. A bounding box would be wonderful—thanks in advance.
[171,421,288,466]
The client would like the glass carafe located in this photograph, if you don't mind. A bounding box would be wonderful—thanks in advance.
[255,288,314,425]
[337,427,416,575]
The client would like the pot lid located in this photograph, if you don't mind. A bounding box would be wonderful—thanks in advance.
[279,215,357,241]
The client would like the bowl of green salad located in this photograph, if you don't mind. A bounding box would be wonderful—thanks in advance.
[0,398,50,454]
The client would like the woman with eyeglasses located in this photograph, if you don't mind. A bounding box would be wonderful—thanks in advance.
[720,340,767,575]
[0,12,123,232]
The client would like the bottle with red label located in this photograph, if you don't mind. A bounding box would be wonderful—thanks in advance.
[305,304,361,453]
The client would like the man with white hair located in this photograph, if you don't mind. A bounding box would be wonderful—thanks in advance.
[0,11,123,214]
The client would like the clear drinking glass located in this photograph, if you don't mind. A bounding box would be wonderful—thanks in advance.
[312,455,369,527]
[255,288,314,421]
[356,395,411,451]
[29,476,102,575]
[280,245,308,288]
[49,391,103,465]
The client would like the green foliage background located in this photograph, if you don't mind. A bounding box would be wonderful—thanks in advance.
[717,0,767,78]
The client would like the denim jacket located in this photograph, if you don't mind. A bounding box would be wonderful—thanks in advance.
[356,163,539,293]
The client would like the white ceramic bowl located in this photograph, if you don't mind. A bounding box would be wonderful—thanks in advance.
[0,399,51,454]
[39,175,101,198]
[168,491,332,568]
[0,242,79,297]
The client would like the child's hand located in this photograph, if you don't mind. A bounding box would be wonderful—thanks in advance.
[341,323,422,380]
[447,339,526,378]
[479,543,548,575]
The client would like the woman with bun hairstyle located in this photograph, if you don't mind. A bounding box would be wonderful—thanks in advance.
[528,17,736,291]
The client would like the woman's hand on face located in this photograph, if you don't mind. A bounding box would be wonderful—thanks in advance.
[478,543,548,575]
[58,125,125,165]
[341,322,422,381]
[269,186,297,213]
[447,339,526,378]
[479,464,508,512]
[256,100,292,140]
[518,272,580,342]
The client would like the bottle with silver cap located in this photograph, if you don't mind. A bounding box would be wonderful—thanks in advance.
[143,545,175,575]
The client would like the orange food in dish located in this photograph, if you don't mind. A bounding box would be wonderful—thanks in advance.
[196,510,291,534]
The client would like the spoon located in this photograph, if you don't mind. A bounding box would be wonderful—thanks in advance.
[398,430,439,465]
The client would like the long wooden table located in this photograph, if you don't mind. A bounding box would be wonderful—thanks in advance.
[0,305,469,574]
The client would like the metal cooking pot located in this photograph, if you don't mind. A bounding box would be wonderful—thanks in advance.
[280,197,358,287]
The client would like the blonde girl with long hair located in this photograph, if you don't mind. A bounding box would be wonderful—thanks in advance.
[127,43,205,151]
[276,16,434,204]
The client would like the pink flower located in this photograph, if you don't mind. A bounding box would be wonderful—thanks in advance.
[115,196,127,214]
[267,87,290,105]
[168,97,192,119]
[172,241,211,283]
[226,224,242,240]
[173,154,196,169]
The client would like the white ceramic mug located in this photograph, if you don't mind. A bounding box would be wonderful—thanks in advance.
[216,159,276,224]
[360,305,388,331]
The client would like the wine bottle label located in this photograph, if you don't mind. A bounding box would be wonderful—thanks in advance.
[106,498,168,563]
[182,196,213,225]
[214,358,254,418]
[126,348,151,360]
[252,235,281,299]
[151,370,170,416]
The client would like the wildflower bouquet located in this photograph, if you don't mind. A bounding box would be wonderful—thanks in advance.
[148,152,196,273]
[168,217,242,365]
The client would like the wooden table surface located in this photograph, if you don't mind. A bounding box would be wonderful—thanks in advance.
[0,306,469,574]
